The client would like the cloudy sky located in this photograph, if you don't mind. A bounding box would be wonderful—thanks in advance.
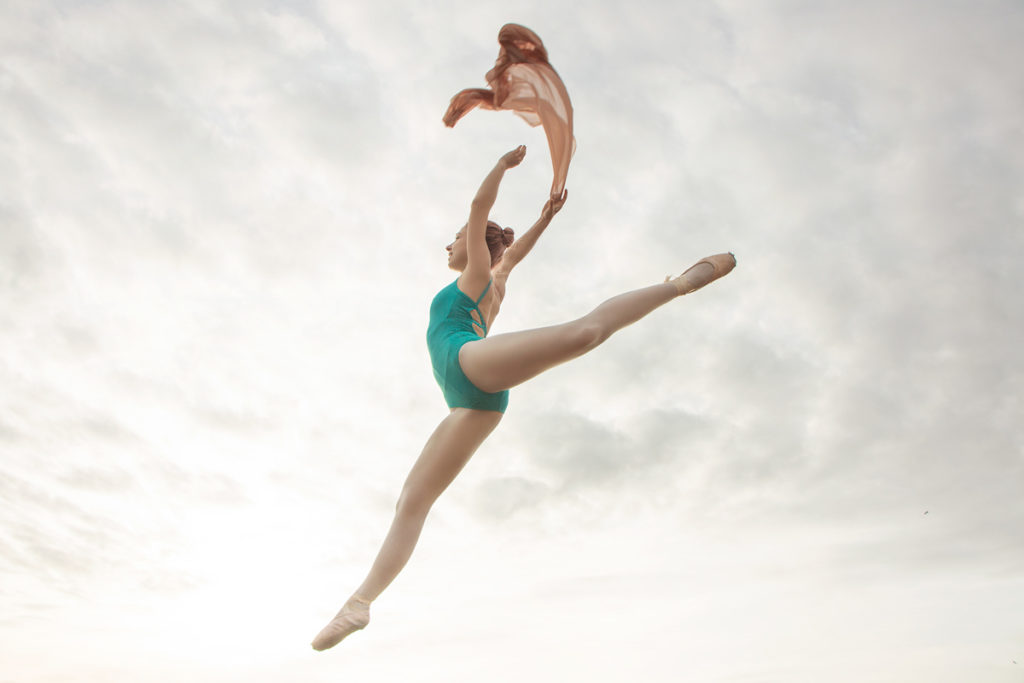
[2,0,1022,681]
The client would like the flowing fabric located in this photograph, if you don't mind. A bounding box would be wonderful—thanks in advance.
[443,24,575,199]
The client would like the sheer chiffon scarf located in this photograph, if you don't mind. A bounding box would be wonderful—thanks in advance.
[443,24,575,198]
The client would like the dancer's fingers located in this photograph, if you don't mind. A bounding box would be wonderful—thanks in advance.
[543,189,567,217]
[500,145,526,168]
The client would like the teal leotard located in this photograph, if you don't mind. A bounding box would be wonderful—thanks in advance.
[426,278,509,413]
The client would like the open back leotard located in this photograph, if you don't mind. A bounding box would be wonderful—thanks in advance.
[426,278,509,413]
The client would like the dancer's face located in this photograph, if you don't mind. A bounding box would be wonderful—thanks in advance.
[446,227,468,271]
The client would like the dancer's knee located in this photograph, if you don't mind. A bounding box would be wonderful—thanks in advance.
[395,485,435,520]
[571,317,609,354]
[395,488,428,517]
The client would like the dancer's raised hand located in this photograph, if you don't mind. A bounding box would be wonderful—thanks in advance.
[499,145,527,169]
[541,189,568,221]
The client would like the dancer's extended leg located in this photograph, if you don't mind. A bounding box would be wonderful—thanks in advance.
[460,253,734,394]
[311,408,502,651]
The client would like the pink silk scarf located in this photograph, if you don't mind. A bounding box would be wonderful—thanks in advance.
[443,24,575,199]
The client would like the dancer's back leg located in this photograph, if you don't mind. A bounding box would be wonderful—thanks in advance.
[311,408,502,651]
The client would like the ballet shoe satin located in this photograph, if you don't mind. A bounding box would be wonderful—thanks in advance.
[666,252,736,295]
[311,596,370,651]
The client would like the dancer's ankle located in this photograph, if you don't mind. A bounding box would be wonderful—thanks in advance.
[668,263,714,295]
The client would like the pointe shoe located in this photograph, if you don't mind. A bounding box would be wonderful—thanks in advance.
[311,596,371,651]
[666,253,736,296]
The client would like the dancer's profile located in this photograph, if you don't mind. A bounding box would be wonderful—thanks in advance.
[310,144,735,651]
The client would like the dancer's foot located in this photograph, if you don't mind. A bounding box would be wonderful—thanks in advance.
[667,253,736,295]
[311,596,370,651]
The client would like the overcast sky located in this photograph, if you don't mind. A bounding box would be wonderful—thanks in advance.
[2,1,1022,681]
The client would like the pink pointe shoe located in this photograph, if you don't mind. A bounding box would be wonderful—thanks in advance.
[666,253,736,295]
[311,596,370,651]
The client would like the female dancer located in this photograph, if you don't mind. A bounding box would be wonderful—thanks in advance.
[311,145,735,651]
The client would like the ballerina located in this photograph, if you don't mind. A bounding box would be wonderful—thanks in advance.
[311,145,735,651]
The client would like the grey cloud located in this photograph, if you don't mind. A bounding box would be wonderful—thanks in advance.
[138,569,203,596]
[469,476,552,521]
[2,1,387,279]
[0,379,252,595]
[58,465,135,493]
[820,504,1024,583]
[188,403,278,434]
[0,471,132,581]
[0,207,46,292]
[142,456,251,506]
[0,419,20,443]
[525,411,633,487]
[0,446,243,602]
[503,406,721,498]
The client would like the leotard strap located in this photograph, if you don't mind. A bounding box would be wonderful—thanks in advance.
[474,279,492,305]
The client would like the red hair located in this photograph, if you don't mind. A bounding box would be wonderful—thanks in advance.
[485,221,514,265]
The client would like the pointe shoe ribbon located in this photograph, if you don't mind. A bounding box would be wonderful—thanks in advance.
[669,252,736,296]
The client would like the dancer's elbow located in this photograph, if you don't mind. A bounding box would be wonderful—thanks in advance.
[470,196,493,212]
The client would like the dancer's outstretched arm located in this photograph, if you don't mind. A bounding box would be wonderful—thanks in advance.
[495,189,568,279]
[461,146,526,296]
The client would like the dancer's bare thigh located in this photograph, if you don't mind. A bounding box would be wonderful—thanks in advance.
[400,408,503,508]
[458,320,591,394]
